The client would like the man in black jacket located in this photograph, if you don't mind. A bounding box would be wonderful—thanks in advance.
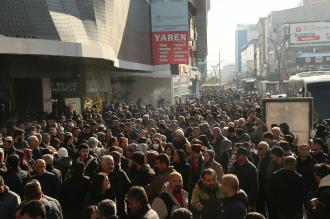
[309,163,330,219]
[28,136,47,161]
[256,141,271,216]
[297,144,317,198]
[231,147,258,210]
[220,174,248,219]
[62,162,90,219]
[31,159,62,199]
[126,186,159,219]
[311,138,329,164]
[101,153,131,219]
[269,156,306,219]
[5,154,28,197]
[75,143,99,178]
[131,151,155,187]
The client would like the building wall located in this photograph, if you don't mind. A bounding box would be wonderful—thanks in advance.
[235,28,248,72]
[265,1,330,78]
[0,0,152,68]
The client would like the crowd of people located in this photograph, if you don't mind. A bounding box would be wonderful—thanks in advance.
[0,89,329,219]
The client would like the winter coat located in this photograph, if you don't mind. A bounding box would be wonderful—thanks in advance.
[61,174,90,219]
[191,181,224,219]
[109,166,131,219]
[146,167,175,201]
[0,186,21,219]
[204,159,224,182]
[269,168,306,214]
[46,165,62,183]
[297,156,317,194]
[231,160,258,207]
[173,150,191,191]
[54,157,72,181]
[219,189,248,219]
[151,184,189,219]
[310,174,330,219]
[31,171,61,199]
[257,154,271,195]
[4,168,28,197]
[41,197,63,219]
[76,155,99,178]
[131,165,155,188]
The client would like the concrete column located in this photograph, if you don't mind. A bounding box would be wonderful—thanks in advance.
[42,78,52,113]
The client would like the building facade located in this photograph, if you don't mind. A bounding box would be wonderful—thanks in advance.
[257,1,330,80]
[235,24,258,73]
[0,0,209,118]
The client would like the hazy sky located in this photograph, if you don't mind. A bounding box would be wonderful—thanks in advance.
[207,0,301,69]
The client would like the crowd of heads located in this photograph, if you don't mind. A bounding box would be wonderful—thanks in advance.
[0,88,329,219]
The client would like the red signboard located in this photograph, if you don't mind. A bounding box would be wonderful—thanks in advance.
[152,31,189,65]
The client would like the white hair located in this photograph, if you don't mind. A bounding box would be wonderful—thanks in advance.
[88,137,99,148]
[101,155,114,164]
[175,129,185,137]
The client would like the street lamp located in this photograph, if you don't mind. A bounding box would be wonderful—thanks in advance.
[267,33,296,81]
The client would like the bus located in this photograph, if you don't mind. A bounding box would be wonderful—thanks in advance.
[289,71,330,121]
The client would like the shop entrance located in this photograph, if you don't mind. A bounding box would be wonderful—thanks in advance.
[12,79,43,119]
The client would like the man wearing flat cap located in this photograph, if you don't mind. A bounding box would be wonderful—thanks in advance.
[230,147,258,210]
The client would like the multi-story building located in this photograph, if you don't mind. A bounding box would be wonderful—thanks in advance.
[0,0,209,118]
[235,24,258,73]
[241,40,258,79]
[258,1,330,79]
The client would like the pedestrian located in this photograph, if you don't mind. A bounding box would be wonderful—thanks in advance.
[97,199,118,219]
[191,168,224,219]
[269,156,306,219]
[230,147,258,210]
[311,138,329,164]
[145,154,175,201]
[126,186,159,219]
[173,150,191,191]
[4,154,28,197]
[256,142,271,216]
[203,149,224,182]
[296,144,317,198]
[308,163,330,219]
[62,162,90,219]
[23,180,63,219]
[75,143,99,178]
[151,172,189,219]
[0,175,21,219]
[31,159,61,199]
[19,200,46,219]
[28,136,47,161]
[220,174,248,219]
[131,151,155,187]
[171,208,192,219]
[83,172,114,209]
[43,154,62,183]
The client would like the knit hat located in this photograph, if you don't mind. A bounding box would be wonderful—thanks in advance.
[270,147,284,157]
[58,147,69,158]
[236,147,248,156]
[221,139,233,149]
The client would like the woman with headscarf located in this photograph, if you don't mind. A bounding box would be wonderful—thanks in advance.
[203,149,224,182]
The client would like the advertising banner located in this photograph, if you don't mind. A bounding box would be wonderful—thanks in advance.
[290,22,330,46]
[151,0,189,65]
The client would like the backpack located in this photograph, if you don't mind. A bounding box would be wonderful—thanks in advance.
[158,192,176,219]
